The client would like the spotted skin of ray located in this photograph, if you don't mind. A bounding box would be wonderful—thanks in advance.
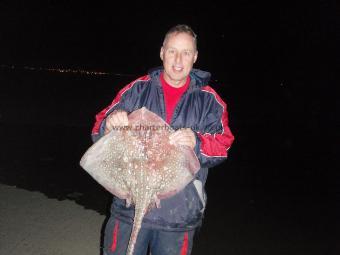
[80,107,200,255]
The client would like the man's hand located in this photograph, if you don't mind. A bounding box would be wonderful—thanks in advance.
[104,110,128,134]
[169,128,196,150]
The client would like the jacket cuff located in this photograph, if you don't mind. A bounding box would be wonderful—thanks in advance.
[91,119,107,143]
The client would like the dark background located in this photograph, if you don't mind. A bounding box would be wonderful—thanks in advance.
[0,1,337,254]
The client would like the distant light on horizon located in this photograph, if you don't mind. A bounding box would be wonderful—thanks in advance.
[0,64,136,77]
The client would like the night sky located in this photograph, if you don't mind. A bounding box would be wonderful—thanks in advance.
[0,2,326,76]
[0,1,337,254]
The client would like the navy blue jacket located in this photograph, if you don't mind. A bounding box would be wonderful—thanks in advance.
[91,67,234,231]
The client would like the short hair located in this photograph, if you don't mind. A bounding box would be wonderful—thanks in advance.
[162,24,198,51]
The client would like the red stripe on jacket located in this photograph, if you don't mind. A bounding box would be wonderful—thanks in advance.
[91,75,150,135]
[180,232,189,255]
[110,219,120,252]
[197,86,234,157]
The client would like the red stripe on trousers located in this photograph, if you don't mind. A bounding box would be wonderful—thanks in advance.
[110,219,120,252]
[180,232,189,255]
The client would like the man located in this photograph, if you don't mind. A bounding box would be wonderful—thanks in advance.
[91,24,234,255]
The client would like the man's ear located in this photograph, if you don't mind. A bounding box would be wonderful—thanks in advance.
[160,47,164,61]
[194,51,198,63]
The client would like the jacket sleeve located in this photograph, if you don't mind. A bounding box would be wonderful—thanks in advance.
[91,75,149,143]
[193,86,235,168]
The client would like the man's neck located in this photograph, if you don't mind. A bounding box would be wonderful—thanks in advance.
[161,73,190,90]
[163,75,187,88]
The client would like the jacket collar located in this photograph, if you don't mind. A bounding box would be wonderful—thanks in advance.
[148,66,211,88]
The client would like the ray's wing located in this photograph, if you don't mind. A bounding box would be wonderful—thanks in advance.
[156,145,200,200]
[80,129,133,200]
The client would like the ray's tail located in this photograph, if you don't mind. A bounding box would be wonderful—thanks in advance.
[126,204,148,255]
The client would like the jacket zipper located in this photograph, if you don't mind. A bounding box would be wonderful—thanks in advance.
[170,89,191,128]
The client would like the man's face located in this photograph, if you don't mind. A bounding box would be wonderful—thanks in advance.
[160,32,198,88]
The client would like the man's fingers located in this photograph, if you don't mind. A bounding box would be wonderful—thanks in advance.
[105,110,129,133]
[112,111,128,125]
[169,130,184,143]
[118,111,129,126]
[112,111,128,126]
[170,128,194,139]
[169,128,196,149]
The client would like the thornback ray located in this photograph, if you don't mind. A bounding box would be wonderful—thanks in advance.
[80,107,200,255]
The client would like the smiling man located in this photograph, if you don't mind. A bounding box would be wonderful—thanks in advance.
[91,24,234,255]
[161,30,198,87]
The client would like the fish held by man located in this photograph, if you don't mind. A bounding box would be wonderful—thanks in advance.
[80,107,200,255]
